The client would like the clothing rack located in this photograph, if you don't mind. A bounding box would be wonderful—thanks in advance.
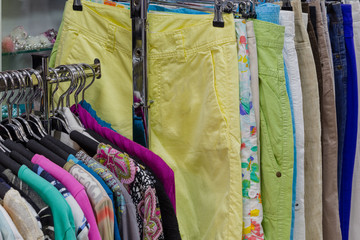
[0,55,101,134]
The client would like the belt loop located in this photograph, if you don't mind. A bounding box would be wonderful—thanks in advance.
[175,31,187,62]
[105,24,116,52]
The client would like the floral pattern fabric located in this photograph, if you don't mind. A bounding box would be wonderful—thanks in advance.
[235,19,264,240]
[94,143,164,240]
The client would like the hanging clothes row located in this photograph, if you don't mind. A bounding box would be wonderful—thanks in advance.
[0,60,182,240]
[30,0,360,239]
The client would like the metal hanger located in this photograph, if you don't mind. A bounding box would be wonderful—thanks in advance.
[6,71,31,142]
[19,69,46,138]
[49,67,71,134]
[25,69,48,136]
[70,63,87,127]
[53,65,80,133]
[1,72,28,142]
[14,70,41,140]
[0,73,13,141]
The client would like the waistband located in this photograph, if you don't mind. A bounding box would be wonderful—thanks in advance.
[279,11,295,37]
[61,1,236,60]
[256,3,281,24]
[309,1,323,25]
[341,4,353,25]
[328,3,343,23]
[252,19,285,49]
[350,1,360,22]
[246,21,255,39]
[293,0,305,21]
[302,2,310,13]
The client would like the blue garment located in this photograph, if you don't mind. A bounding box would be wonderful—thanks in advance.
[255,3,281,25]
[340,5,358,240]
[149,4,210,14]
[80,100,116,131]
[80,100,147,147]
[284,64,297,240]
[0,178,10,189]
[68,155,122,240]
[328,3,348,194]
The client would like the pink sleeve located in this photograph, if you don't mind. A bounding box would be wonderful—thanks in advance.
[71,104,177,212]
[32,154,102,240]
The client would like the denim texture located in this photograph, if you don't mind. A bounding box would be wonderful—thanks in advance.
[328,3,348,195]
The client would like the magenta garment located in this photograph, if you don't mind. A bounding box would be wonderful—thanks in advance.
[71,104,176,212]
[31,154,101,240]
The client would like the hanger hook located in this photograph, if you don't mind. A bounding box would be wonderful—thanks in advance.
[65,65,80,108]
[56,65,75,111]
[49,67,60,116]
[0,73,8,106]
[81,63,96,102]
[73,64,87,107]
[19,69,33,119]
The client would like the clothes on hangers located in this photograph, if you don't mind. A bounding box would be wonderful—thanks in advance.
[71,104,176,213]
[31,154,101,240]
[32,164,90,240]
[349,2,360,240]
[41,0,360,239]
[1,188,45,240]
[94,143,164,239]
[1,169,55,240]
[63,160,114,240]
[307,0,342,239]
[339,4,358,240]
[234,19,264,240]
[67,154,122,240]
[0,204,23,240]
[279,10,305,240]
[18,165,77,240]
[75,150,141,240]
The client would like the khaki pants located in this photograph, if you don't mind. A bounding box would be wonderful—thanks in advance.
[292,0,323,239]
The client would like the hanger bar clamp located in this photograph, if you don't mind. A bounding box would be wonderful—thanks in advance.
[131,0,149,147]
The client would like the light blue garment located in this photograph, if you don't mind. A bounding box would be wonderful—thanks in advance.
[0,206,15,240]
[285,63,297,240]
[119,2,211,14]
[256,3,281,25]
[149,4,210,14]
[80,100,116,131]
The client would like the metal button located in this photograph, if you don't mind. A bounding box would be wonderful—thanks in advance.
[276,172,282,177]
[337,65,343,70]
[336,54,340,59]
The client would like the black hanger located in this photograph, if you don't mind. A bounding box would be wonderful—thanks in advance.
[85,129,124,153]
[282,0,293,11]
[70,130,98,156]
[73,0,83,11]
[4,139,35,160]
[0,182,9,199]
[38,138,70,160]
[0,151,21,175]
[10,151,34,169]
[43,135,77,155]
[26,140,67,167]
[0,164,5,172]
